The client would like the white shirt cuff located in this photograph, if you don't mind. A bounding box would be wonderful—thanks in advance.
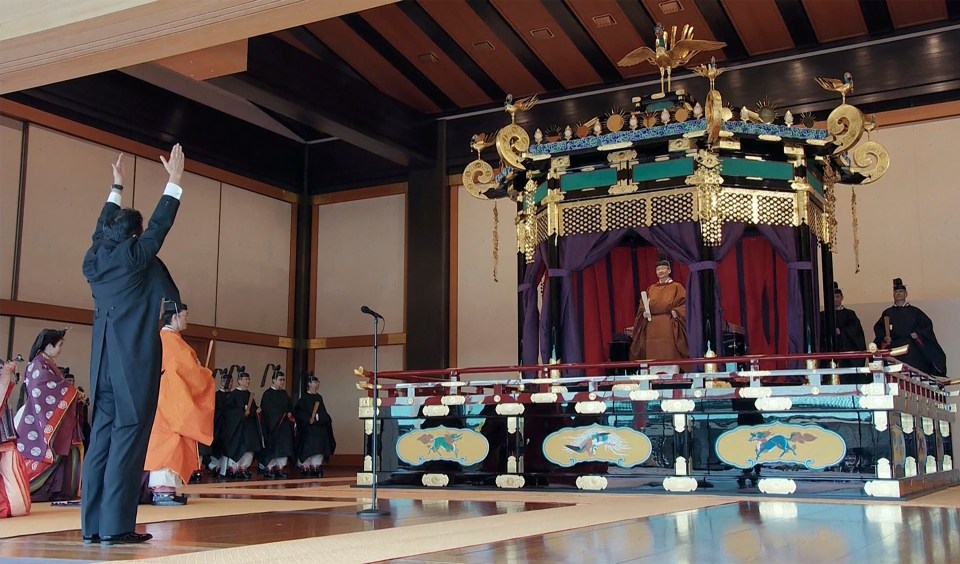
[163,182,183,200]
[107,191,122,205]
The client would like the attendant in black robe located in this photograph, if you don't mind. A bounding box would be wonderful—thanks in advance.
[873,278,947,377]
[294,375,335,477]
[81,147,183,546]
[260,371,295,478]
[207,372,232,473]
[820,282,867,379]
[221,373,262,479]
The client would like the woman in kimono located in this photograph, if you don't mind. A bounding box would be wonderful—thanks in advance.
[15,329,83,501]
[1,358,31,518]
[294,375,335,477]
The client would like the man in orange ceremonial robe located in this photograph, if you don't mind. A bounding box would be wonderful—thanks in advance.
[629,259,689,364]
[144,301,214,505]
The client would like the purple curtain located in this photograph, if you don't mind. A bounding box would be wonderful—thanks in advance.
[757,225,809,354]
[635,222,745,358]
[520,245,546,366]
[528,223,749,367]
[542,230,632,366]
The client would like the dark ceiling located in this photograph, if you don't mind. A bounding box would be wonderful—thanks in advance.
[7,0,960,193]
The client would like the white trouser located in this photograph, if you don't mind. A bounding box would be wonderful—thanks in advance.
[148,468,183,489]
[266,457,288,468]
[227,452,253,470]
[299,454,324,467]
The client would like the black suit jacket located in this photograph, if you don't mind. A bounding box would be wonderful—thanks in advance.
[83,195,180,426]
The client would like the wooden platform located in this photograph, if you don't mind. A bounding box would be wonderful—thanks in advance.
[2,469,959,563]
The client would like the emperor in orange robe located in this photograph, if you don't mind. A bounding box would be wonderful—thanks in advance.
[144,330,215,485]
[629,261,689,361]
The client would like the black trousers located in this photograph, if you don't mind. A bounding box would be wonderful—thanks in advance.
[81,350,156,537]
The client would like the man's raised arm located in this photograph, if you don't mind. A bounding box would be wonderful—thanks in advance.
[131,144,184,266]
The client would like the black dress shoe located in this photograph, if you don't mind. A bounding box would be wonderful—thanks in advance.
[189,471,203,484]
[151,492,188,506]
[101,532,153,545]
[82,534,100,544]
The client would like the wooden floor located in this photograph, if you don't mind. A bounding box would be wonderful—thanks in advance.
[3,469,960,564]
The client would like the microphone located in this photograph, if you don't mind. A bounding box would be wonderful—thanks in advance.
[360,305,384,319]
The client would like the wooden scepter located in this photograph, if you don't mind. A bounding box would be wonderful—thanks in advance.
[204,339,215,368]
[310,398,320,424]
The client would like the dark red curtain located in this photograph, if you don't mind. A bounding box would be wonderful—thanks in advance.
[576,235,787,370]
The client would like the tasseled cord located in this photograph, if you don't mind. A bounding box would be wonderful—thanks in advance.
[851,185,860,274]
[492,202,499,283]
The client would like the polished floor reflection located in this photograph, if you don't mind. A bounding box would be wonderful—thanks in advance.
[384,501,960,564]
[3,477,959,563]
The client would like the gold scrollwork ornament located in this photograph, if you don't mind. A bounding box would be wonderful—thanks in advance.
[825,104,864,155]
[850,140,890,184]
[496,123,530,171]
[461,159,496,200]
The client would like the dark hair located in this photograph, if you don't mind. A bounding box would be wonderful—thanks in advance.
[306,374,319,384]
[104,208,144,241]
[272,370,285,381]
[29,329,67,361]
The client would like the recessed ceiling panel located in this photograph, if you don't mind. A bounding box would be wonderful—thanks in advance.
[887,0,948,29]
[490,0,602,89]
[419,0,543,98]
[565,0,656,78]
[307,19,441,113]
[361,3,491,108]
[802,0,868,43]
[720,0,795,56]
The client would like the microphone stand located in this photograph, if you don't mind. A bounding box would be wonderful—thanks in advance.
[358,313,389,518]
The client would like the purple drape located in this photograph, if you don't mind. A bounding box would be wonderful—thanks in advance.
[520,245,546,366]
[541,230,631,366]
[635,222,745,358]
[522,221,819,368]
[757,225,809,354]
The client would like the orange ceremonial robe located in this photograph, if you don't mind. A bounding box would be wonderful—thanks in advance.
[629,280,689,361]
[144,331,215,482]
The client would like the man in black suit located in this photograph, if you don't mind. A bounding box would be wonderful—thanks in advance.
[81,145,184,546]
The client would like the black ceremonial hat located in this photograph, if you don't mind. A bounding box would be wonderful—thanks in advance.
[833,282,842,295]
[161,299,187,314]
[893,278,906,291]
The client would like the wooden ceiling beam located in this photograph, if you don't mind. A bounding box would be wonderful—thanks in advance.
[212,34,432,166]
[154,40,248,82]
[0,0,396,94]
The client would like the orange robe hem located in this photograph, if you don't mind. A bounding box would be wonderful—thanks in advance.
[144,331,215,483]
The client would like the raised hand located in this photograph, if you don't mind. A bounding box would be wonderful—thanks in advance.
[111,153,126,186]
[159,143,185,185]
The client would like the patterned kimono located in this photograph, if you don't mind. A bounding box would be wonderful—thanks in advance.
[15,355,83,501]
[1,379,30,517]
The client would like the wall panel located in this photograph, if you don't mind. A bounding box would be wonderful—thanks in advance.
[132,156,221,327]
[315,195,405,337]
[313,345,404,455]
[216,183,291,335]
[456,191,518,375]
[0,117,23,300]
[18,126,130,309]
